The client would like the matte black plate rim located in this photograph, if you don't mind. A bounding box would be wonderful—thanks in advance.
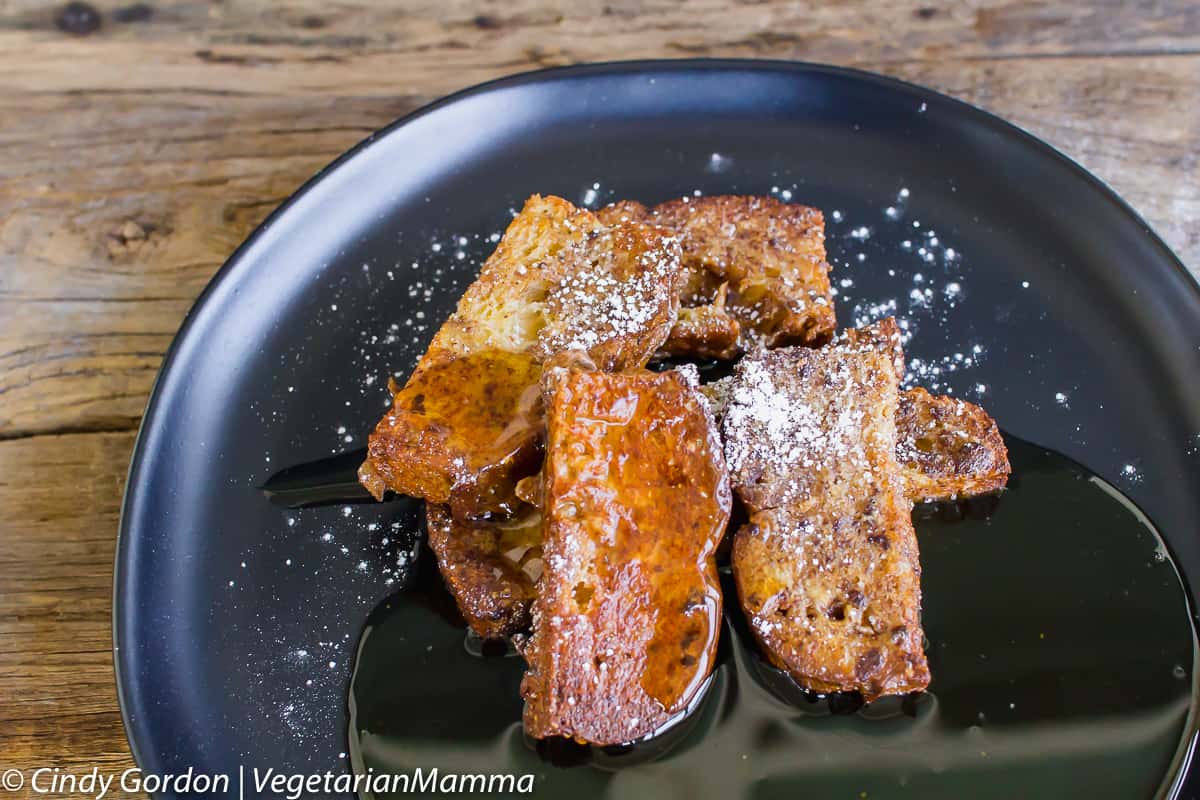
[112,57,1200,776]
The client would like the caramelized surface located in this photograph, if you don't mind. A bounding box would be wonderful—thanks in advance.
[359,194,682,518]
[657,285,742,360]
[832,316,906,378]
[724,346,930,700]
[898,387,1011,501]
[359,350,543,520]
[601,195,836,355]
[833,317,1010,501]
[521,367,730,745]
[426,503,543,639]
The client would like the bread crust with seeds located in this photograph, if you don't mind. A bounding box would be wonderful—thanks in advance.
[359,195,683,519]
[520,367,731,745]
[724,346,930,700]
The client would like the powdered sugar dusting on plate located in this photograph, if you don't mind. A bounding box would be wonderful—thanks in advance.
[815,186,987,394]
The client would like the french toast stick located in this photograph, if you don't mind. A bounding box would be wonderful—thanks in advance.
[599,195,836,356]
[831,317,1009,500]
[444,331,1006,639]
[426,503,543,639]
[897,388,1010,501]
[705,383,1010,505]
[724,345,930,699]
[359,195,683,521]
[520,367,731,744]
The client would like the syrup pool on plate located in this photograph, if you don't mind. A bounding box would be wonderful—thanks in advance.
[347,436,1197,799]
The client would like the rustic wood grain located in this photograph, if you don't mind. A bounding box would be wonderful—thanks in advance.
[1,0,1197,790]
[0,431,138,792]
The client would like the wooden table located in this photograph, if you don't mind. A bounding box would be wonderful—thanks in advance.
[1,0,1196,792]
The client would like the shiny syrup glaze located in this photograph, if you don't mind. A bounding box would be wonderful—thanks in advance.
[348,436,1198,799]
[360,349,544,521]
[524,368,729,735]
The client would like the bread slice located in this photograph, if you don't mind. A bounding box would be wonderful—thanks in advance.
[831,317,1009,500]
[723,345,930,699]
[359,195,683,520]
[426,503,542,639]
[897,387,1010,501]
[521,367,731,744]
[600,195,836,357]
[702,336,1009,506]
[657,284,742,360]
[830,316,906,379]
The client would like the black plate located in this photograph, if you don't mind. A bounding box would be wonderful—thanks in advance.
[115,60,1200,797]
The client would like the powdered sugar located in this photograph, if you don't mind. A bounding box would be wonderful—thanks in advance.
[545,231,680,355]
[723,349,879,509]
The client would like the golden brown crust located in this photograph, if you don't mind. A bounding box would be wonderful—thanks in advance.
[830,317,1010,501]
[599,195,836,358]
[897,387,1011,501]
[426,503,542,640]
[536,218,682,371]
[358,352,544,520]
[657,284,742,360]
[723,346,929,700]
[700,320,1008,510]
[650,195,836,351]
[832,317,906,379]
[359,195,683,518]
[521,367,731,745]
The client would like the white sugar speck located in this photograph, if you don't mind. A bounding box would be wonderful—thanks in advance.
[707,152,732,173]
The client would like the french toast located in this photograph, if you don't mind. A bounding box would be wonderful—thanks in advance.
[425,503,543,639]
[438,319,1004,643]
[359,195,683,520]
[830,317,1009,500]
[723,345,930,699]
[599,195,836,356]
[830,316,906,379]
[897,387,1010,501]
[521,367,731,745]
[702,328,1009,506]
